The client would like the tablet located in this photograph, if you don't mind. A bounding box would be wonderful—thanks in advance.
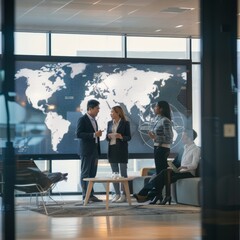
[167,161,179,173]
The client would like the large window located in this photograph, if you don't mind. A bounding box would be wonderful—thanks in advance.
[15,32,48,55]
[51,34,123,57]
[51,158,154,193]
[191,38,201,62]
[192,64,201,146]
[127,37,189,59]
[0,32,202,193]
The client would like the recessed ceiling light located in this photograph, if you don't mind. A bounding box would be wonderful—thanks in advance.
[108,4,123,12]
[155,29,162,32]
[161,7,194,13]
[180,7,195,11]
[93,0,101,5]
[128,9,138,15]
[175,25,183,28]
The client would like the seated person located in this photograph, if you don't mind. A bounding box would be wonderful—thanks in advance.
[133,128,201,205]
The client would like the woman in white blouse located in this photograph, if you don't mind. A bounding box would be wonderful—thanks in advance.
[106,106,131,203]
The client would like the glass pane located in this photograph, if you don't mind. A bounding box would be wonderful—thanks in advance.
[0,33,2,54]
[237,39,240,160]
[52,159,80,193]
[51,34,123,57]
[15,32,48,55]
[127,36,188,59]
[191,38,201,62]
[192,64,201,146]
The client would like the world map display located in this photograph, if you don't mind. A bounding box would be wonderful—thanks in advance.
[14,60,191,158]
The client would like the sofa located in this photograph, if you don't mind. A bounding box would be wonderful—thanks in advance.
[132,167,201,206]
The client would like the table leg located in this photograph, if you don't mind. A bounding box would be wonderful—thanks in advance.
[123,181,132,205]
[105,182,110,210]
[84,181,93,206]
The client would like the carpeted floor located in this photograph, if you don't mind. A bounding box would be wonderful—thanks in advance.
[29,201,200,217]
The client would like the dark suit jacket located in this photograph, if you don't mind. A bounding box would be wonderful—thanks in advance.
[106,120,131,163]
[76,114,100,157]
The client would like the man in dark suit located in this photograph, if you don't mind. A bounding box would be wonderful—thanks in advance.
[76,99,103,202]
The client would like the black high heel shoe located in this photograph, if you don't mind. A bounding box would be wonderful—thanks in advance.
[149,195,163,205]
[133,194,149,203]
[159,196,171,205]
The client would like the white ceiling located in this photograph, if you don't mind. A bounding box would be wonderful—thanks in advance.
[1,0,239,38]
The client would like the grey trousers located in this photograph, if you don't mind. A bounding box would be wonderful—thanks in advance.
[110,163,128,195]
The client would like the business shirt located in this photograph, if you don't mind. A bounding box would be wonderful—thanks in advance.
[106,119,131,163]
[86,113,98,143]
[109,119,120,145]
[180,142,201,176]
[76,113,101,156]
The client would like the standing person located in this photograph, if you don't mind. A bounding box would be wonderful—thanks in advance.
[149,100,173,176]
[76,99,103,202]
[106,106,131,203]
[133,129,201,205]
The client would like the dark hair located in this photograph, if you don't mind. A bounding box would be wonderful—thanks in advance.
[112,106,127,121]
[157,101,171,120]
[87,99,100,110]
[184,128,197,141]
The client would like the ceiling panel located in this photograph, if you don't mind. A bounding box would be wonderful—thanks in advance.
[1,0,239,38]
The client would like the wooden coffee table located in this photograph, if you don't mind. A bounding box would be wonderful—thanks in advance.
[83,177,133,210]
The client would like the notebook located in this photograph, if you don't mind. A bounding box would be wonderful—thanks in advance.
[167,161,179,173]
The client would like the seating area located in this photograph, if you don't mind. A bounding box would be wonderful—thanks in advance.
[132,167,201,207]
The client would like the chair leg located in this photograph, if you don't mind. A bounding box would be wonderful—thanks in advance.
[15,183,64,215]
[48,184,66,205]
[38,193,49,215]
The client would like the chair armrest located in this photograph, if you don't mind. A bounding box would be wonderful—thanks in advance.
[140,167,155,176]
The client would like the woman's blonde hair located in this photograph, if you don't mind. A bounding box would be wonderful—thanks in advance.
[112,106,127,121]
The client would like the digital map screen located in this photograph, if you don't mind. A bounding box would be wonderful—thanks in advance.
[9,57,192,158]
